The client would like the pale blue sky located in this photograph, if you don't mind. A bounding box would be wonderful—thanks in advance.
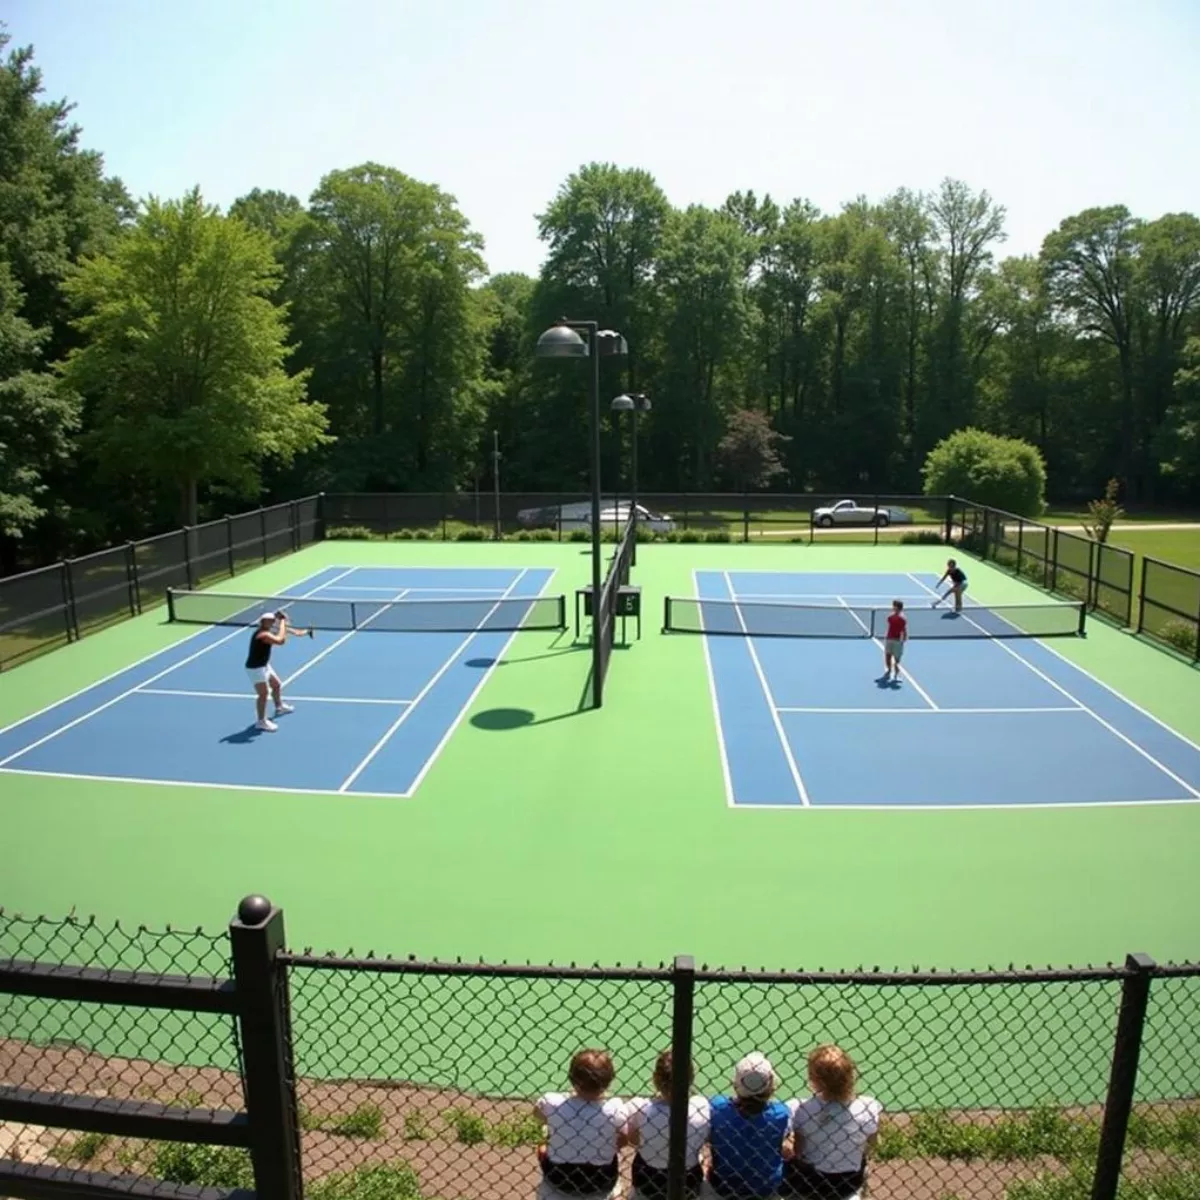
[6,0,1198,277]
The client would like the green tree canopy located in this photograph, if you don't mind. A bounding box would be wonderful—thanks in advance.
[922,427,1047,516]
[59,189,329,524]
[716,408,789,491]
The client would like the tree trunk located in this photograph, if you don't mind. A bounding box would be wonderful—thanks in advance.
[372,346,385,436]
[179,477,199,526]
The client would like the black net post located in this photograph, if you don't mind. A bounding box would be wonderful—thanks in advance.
[1090,952,1156,1200]
[61,561,79,642]
[128,542,143,614]
[229,895,303,1200]
[666,954,695,1200]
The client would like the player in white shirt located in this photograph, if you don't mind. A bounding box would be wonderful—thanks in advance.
[623,1050,710,1199]
[783,1045,881,1200]
[535,1049,629,1199]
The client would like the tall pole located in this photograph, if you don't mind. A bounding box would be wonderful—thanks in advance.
[586,323,603,707]
[631,404,639,566]
[492,430,501,542]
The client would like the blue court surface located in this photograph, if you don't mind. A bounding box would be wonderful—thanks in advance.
[0,566,559,799]
[695,570,1200,809]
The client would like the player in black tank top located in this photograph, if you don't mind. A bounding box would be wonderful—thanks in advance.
[934,559,969,613]
[246,611,310,731]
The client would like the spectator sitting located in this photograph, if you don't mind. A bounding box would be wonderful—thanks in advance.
[706,1053,792,1199]
[782,1045,881,1200]
[535,1049,629,1199]
[623,1049,711,1199]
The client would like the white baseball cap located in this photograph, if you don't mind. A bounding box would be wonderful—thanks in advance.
[733,1052,776,1098]
[258,612,277,623]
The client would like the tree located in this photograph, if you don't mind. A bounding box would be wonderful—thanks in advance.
[1157,336,1200,491]
[59,189,328,525]
[716,409,790,491]
[0,262,80,537]
[922,427,1046,516]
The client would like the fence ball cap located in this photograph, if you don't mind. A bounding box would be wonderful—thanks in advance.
[237,894,273,924]
[733,1052,776,1098]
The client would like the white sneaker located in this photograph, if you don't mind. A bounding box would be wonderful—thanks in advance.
[255,718,278,732]
[274,702,295,716]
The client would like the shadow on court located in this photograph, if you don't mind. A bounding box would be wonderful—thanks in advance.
[220,725,268,745]
[470,707,589,732]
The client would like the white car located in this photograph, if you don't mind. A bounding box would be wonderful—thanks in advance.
[811,499,913,528]
[559,503,675,535]
[516,500,604,529]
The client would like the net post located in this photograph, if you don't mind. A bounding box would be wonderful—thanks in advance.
[351,602,359,631]
[128,542,142,614]
[1089,953,1155,1200]
[663,596,670,631]
[260,507,269,562]
[123,543,138,616]
[666,954,696,1200]
[166,588,177,623]
[1078,602,1087,637]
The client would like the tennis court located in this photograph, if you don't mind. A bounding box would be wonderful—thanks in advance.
[672,570,1200,809]
[0,564,564,799]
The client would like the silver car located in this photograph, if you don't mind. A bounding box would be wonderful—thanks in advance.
[811,499,913,528]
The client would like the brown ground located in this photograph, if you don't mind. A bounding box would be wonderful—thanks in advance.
[0,1038,1174,1200]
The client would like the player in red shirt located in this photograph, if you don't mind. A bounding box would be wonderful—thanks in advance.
[883,599,907,682]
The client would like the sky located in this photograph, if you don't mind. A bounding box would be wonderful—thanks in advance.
[6,0,1199,277]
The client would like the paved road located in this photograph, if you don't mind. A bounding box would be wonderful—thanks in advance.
[751,520,1200,539]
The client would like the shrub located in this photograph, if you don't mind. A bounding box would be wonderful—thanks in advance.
[703,529,732,543]
[301,1102,385,1140]
[392,529,415,540]
[414,528,435,541]
[900,530,946,545]
[568,529,591,542]
[152,1142,254,1188]
[327,526,381,541]
[402,1110,431,1141]
[307,1161,423,1200]
[1155,617,1199,656]
[1082,478,1124,544]
[455,527,488,541]
[512,530,532,541]
[53,1132,109,1164]
[491,1113,545,1148]
[677,530,702,543]
[529,528,557,541]
[443,1106,489,1145]
[922,428,1047,517]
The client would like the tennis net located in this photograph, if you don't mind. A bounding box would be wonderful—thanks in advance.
[167,588,567,633]
[662,597,1086,639]
[595,513,637,688]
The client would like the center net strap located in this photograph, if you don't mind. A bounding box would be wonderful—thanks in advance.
[662,596,1085,639]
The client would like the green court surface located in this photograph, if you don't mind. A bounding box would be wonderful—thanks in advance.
[3,540,1199,975]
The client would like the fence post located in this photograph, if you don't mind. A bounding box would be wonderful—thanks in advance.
[229,894,303,1200]
[1090,952,1155,1200]
[1136,558,1147,634]
[290,502,299,552]
[316,493,327,541]
[1016,519,1024,576]
[225,517,236,577]
[1087,539,1099,610]
[1049,528,1059,593]
[260,507,269,562]
[1194,589,1200,662]
[742,493,749,544]
[59,562,76,643]
[666,954,696,1200]
[182,527,195,590]
[128,542,143,614]
[122,543,138,616]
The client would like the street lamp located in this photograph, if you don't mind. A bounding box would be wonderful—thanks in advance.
[611,393,651,565]
[535,319,628,708]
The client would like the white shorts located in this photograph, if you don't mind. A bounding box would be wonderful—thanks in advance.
[884,638,905,660]
[245,665,281,687]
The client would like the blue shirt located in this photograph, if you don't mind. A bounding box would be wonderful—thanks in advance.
[707,1095,791,1198]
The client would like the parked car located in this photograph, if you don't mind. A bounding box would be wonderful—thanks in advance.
[516,500,604,529]
[810,499,913,528]
[559,502,676,536]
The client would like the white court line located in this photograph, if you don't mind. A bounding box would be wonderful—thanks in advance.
[905,572,1200,801]
[0,564,359,741]
[729,796,1200,812]
[834,595,940,710]
[279,587,411,687]
[137,688,412,706]
[0,570,361,768]
[775,706,1085,714]
[721,570,811,806]
[735,592,936,601]
[401,568,560,798]
[0,765,406,802]
[693,571,737,811]
[338,569,530,793]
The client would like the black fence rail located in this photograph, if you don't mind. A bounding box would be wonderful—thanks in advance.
[2,898,1197,1200]
[0,498,322,672]
[1137,555,1200,661]
[953,500,1137,628]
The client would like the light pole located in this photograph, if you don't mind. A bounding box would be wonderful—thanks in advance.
[535,320,628,707]
[611,393,650,564]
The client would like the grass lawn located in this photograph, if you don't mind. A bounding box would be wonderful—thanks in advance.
[1109,528,1200,572]
[1043,507,1200,525]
